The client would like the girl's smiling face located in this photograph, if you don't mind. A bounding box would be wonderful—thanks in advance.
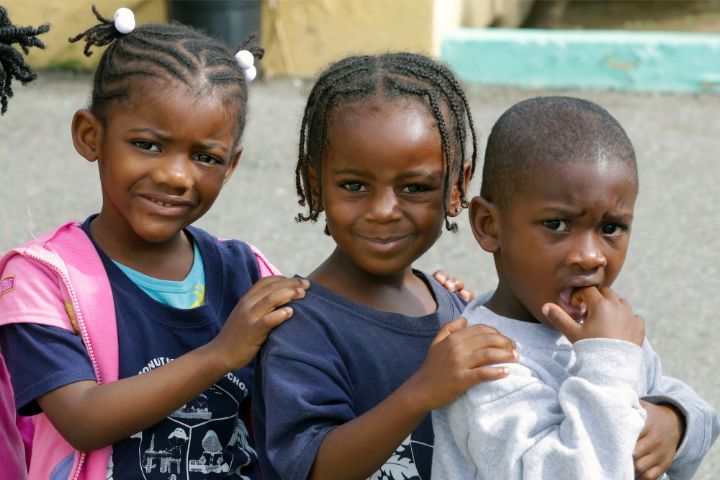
[74,81,241,252]
[317,99,463,282]
[478,158,637,324]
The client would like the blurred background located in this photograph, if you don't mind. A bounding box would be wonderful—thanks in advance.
[4,0,720,90]
[1,1,719,478]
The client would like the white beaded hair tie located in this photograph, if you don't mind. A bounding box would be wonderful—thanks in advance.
[235,49,257,82]
[114,7,135,35]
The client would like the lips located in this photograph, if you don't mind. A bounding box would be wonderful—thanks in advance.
[557,279,599,320]
[357,233,413,254]
[138,194,194,215]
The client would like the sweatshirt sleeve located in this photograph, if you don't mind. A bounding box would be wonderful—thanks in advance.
[432,338,647,480]
[640,340,720,479]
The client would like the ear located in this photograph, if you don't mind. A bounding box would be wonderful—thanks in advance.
[223,145,243,184]
[447,161,473,217]
[307,166,323,212]
[469,195,501,253]
[71,109,103,163]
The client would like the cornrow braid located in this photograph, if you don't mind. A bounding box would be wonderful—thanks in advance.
[295,52,477,232]
[68,5,264,140]
[0,5,49,115]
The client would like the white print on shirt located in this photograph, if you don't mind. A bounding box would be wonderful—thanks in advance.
[107,383,254,478]
[369,435,429,480]
[138,356,174,374]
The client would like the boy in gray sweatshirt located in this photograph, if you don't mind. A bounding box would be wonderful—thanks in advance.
[432,96,719,480]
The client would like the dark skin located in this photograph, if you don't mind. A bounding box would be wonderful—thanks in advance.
[304,99,518,480]
[473,157,683,477]
[38,82,309,451]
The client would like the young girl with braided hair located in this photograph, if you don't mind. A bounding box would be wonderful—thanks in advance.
[252,52,519,480]
[0,6,308,479]
[0,4,49,115]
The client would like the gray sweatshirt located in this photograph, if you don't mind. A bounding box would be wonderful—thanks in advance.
[432,300,719,480]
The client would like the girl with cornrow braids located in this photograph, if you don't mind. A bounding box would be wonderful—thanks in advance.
[0,5,49,115]
[0,5,309,479]
[253,52,518,480]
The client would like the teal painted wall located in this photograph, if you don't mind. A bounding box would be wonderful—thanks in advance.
[442,29,720,93]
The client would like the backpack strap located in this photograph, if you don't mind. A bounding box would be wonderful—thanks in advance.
[47,223,119,385]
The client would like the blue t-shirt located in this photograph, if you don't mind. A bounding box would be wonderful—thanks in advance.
[113,241,206,309]
[0,217,262,479]
[252,272,466,480]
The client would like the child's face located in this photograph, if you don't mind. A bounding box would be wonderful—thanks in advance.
[317,99,460,279]
[77,83,241,246]
[478,159,637,324]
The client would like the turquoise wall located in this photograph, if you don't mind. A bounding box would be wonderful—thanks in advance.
[442,29,720,93]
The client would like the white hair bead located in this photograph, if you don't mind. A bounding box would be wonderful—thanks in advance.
[113,7,135,34]
[235,49,255,70]
[244,65,257,82]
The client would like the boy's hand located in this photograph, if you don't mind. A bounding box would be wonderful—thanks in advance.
[634,400,685,479]
[432,270,475,302]
[542,286,645,346]
[408,317,517,411]
[212,276,309,371]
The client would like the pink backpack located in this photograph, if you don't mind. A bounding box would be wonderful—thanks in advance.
[0,221,278,479]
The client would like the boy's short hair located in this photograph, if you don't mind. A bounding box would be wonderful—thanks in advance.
[480,96,638,207]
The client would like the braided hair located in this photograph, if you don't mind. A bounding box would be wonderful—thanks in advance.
[69,5,263,140]
[0,5,49,115]
[295,52,477,232]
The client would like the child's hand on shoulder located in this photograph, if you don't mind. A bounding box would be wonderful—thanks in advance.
[211,276,310,371]
[406,317,517,411]
[432,270,475,302]
[634,400,685,480]
[542,286,645,346]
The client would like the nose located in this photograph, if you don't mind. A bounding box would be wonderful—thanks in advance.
[566,233,608,271]
[151,155,193,191]
[366,188,401,223]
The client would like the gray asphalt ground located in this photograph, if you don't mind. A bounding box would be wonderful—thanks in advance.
[1,72,718,477]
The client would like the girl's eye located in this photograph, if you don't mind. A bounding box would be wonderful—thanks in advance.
[601,223,625,236]
[133,140,160,152]
[401,184,430,194]
[543,220,569,232]
[193,153,222,165]
[341,182,366,192]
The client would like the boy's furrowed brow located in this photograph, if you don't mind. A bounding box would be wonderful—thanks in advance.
[540,205,585,217]
[129,128,170,141]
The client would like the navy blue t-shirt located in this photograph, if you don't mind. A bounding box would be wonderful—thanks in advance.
[0,217,262,479]
[253,272,466,480]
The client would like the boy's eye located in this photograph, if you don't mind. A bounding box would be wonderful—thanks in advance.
[133,140,160,152]
[601,223,626,236]
[543,220,569,232]
[341,182,366,192]
[193,153,222,165]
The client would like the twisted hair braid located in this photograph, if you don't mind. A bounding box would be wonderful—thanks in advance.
[69,5,264,139]
[0,5,49,115]
[295,52,477,232]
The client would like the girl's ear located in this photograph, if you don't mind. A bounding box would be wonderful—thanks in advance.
[71,109,103,162]
[308,167,323,212]
[469,195,501,253]
[447,161,473,217]
[224,146,243,184]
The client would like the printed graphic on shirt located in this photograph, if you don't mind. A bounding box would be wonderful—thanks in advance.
[109,362,255,479]
[190,284,206,308]
[0,275,15,297]
[369,435,431,480]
